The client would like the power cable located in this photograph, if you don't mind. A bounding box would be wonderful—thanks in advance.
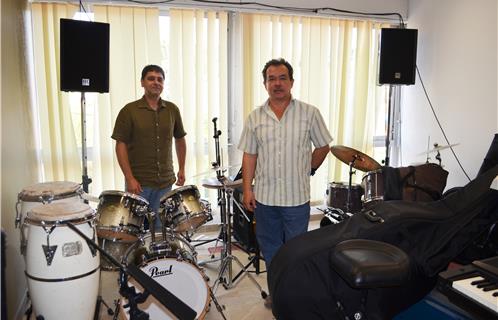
[415,66,471,181]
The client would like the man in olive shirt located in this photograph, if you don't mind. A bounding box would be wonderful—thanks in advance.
[112,65,187,228]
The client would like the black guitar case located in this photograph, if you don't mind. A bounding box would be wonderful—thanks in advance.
[268,165,498,320]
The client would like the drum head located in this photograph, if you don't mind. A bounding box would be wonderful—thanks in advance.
[27,202,94,222]
[160,185,199,202]
[19,181,81,201]
[124,258,209,320]
[99,190,149,205]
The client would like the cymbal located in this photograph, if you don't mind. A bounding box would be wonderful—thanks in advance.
[330,145,381,172]
[417,143,459,156]
[202,177,243,190]
[192,163,241,178]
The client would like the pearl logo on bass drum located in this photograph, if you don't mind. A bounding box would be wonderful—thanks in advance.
[147,265,173,278]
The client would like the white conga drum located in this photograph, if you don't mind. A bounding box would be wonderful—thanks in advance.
[22,202,100,320]
[16,181,84,229]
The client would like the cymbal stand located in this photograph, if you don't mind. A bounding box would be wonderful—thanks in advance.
[209,182,266,298]
[346,155,358,214]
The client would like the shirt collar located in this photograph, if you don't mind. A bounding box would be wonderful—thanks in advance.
[138,96,167,110]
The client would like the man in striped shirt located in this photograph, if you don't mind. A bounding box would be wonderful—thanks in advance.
[238,58,332,306]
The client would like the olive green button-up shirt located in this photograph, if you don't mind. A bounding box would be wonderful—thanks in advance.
[112,96,186,188]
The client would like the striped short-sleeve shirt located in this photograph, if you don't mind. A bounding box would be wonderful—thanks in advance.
[238,98,333,206]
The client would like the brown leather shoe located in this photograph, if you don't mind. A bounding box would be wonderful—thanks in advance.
[264,295,272,309]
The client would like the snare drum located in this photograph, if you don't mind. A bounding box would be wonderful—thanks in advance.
[96,191,149,242]
[160,185,212,233]
[362,169,384,203]
[120,232,209,320]
[22,202,99,320]
[124,231,197,266]
[16,181,83,229]
[326,182,363,213]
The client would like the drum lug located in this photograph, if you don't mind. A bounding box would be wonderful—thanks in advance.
[15,198,22,228]
[41,224,58,265]
[20,222,27,255]
[39,191,55,204]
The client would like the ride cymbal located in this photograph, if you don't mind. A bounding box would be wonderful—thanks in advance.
[330,145,381,172]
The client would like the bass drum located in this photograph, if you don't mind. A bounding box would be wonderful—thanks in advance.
[326,182,363,213]
[120,232,209,319]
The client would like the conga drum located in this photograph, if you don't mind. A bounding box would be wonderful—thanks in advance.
[16,181,83,229]
[22,202,100,320]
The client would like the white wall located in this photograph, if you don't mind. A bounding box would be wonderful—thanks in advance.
[402,0,498,189]
[2,1,39,319]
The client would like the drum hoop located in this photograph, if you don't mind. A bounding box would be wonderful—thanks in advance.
[24,214,95,226]
[19,188,83,202]
[329,182,362,189]
[96,225,141,234]
[363,168,383,177]
[124,232,197,266]
[24,267,99,283]
[99,190,149,205]
[161,185,199,201]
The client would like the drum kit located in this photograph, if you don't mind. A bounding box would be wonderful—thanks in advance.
[321,145,383,226]
[14,176,259,320]
[15,118,267,320]
[322,143,458,226]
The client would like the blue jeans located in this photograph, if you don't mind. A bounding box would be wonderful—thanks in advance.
[140,186,172,230]
[254,201,310,269]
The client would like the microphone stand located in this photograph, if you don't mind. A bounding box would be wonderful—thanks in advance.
[65,222,196,320]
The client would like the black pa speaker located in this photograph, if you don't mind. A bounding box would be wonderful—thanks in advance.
[378,28,418,85]
[60,19,110,92]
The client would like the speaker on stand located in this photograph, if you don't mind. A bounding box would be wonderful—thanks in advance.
[60,18,110,194]
[60,18,111,318]
[378,27,418,166]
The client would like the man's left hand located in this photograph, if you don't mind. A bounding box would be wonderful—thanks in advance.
[176,170,185,186]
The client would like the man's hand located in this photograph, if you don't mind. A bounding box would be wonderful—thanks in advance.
[242,189,257,212]
[126,176,142,194]
[176,169,185,186]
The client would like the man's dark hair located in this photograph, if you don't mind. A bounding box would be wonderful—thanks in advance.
[262,58,294,82]
[141,64,165,80]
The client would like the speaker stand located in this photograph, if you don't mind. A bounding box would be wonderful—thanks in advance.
[80,92,92,193]
[385,84,394,167]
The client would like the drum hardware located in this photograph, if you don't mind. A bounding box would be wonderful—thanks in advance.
[196,119,267,299]
[418,142,460,166]
[65,222,197,320]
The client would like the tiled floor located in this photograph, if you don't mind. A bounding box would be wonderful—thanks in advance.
[96,216,322,320]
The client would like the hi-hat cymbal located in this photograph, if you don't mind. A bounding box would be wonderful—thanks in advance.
[202,177,243,190]
[330,145,381,172]
[417,143,459,156]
